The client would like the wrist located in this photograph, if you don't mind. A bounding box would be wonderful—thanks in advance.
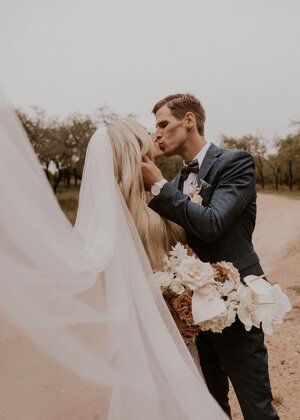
[150,179,168,196]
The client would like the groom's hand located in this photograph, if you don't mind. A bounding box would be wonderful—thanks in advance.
[141,155,164,188]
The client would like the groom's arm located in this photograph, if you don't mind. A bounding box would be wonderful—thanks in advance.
[149,151,256,243]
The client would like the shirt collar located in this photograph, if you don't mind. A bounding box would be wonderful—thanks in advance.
[183,141,211,168]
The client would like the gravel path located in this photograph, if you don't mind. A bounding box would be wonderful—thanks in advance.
[230,193,300,420]
[1,193,299,419]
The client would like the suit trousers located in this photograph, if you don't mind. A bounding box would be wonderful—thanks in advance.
[196,263,279,420]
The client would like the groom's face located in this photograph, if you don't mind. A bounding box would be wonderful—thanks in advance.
[155,105,187,157]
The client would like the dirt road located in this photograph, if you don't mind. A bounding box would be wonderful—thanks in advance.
[1,193,300,419]
[230,193,300,420]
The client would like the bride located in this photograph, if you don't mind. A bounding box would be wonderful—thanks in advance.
[0,89,227,419]
[104,118,185,269]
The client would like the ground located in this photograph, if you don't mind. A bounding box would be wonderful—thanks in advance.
[229,193,300,420]
[0,192,299,419]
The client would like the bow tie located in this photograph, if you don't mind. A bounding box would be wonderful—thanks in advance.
[180,159,199,182]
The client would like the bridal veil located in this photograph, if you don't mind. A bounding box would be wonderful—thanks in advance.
[0,87,227,419]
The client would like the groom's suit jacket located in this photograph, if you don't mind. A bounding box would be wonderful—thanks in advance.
[149,143,260,274]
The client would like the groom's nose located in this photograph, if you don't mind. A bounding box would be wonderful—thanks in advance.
[155,130,162,139]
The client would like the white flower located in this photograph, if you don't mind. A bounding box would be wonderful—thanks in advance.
[192,284,226,324]
[272,284,292,324]
[163,244,189,273]
[237,276,292,335]
[197,262,215,283]
[151,271,173,288]
[237,283,260,331]
[227,301,238,323]
[169,280,185,295]
[218,279,237,296]
[179,260,215,291]
[199,300,237,333]
[169,243,188,260]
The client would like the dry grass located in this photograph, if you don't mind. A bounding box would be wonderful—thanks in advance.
[56,186,79,225]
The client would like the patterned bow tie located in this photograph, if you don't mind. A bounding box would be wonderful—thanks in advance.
[180,159,199,182]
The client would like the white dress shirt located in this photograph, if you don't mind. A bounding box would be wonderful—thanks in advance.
[183,142,211,195]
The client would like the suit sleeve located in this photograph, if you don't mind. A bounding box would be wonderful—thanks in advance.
[149,151,256,243]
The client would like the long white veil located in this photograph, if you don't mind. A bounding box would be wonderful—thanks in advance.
[0,87,227,419]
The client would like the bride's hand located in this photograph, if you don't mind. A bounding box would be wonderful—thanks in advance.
[141,155,164,187]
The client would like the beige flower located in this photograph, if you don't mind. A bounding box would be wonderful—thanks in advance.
[162,289,200,343]
[168,304,201,344]
[172,291,194,325]
[190,192,203,205]
[212,261,240,284]
[188,186,203,205]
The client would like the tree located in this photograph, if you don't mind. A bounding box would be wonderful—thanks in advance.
[17,106,121,193]
[18,108,79,192]
[94,105,120,126]
[264,153,282,190]
[276,133,300,191]
[156,155,182,180]
[220,135,267,188]
[17,108,59,182]
[65,114,96,185]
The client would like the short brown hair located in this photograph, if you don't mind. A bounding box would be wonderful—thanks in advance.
[152,93,206,136]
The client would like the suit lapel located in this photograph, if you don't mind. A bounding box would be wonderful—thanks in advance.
[171,144,223,191]
[197,143,222,182]
[172,173,181,190]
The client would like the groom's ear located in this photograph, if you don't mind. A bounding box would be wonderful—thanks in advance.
[184,112,196,131]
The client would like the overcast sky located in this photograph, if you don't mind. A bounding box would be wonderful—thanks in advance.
[0,0,299,143]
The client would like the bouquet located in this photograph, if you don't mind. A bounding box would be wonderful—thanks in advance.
[152,243,291,344]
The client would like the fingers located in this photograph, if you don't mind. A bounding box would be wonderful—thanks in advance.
[142,155,151,163]
[141,158,151,171]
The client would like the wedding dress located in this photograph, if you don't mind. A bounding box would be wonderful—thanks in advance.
[0,86,227,419]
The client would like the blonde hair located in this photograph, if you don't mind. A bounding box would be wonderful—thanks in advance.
[107,118,185,270]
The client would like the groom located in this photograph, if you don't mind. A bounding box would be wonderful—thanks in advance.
[141,94,279,420]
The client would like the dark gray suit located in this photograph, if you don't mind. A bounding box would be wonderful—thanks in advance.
[149,143,279,420]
